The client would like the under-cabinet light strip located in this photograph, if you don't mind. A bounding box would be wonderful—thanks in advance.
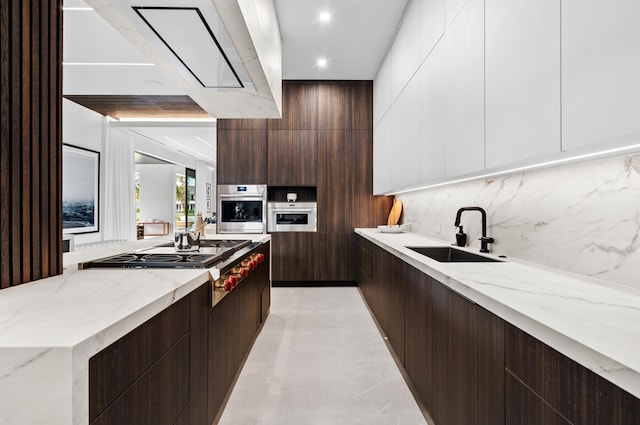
[388,143,640,195]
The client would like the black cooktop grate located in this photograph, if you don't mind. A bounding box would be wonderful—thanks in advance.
[78,240,252,269]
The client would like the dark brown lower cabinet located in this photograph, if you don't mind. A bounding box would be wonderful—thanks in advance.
[356,234,640,425]
[506,372,572,425]
[430,280,505,425]
[89,283,208,425]
[354,234,405,360]
[208,287,240,424]
[403,266,433,408]
[356,234,503,425]
[505,323,640,425]
[271,232,317,281]
[91,335,190,425]
[209,241,271,423]
[89,243,271,425]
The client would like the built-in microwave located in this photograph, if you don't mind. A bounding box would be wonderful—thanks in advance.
[267,202,317,232]
[217,185,267,234]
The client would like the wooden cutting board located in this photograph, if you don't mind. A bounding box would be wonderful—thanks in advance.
[387,199,403,226]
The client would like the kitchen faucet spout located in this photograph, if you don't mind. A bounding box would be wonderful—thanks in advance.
[454,207,495,253]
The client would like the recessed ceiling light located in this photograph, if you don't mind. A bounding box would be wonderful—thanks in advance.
[317,58,328,68]
[319,11,331,23]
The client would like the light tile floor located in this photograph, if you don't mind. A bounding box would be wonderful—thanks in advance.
[217,287,429,425]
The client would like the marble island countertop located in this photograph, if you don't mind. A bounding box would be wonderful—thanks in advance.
[355,228,640,400]
[0,234,270,425]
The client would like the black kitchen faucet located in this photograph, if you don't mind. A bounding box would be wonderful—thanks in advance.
[454,207,495,253]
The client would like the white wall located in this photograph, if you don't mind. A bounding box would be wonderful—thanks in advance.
[195,161,216,219]
[62,99,105,245]
[137,164,179,233]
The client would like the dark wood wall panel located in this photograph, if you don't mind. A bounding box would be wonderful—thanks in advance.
[0,0,62,289]
[64,95,209,120]
[218,81,391,281]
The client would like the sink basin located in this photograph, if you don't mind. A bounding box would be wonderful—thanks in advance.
[406,246,502,263]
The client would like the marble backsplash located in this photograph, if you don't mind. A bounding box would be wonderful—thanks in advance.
[396,154,640,288]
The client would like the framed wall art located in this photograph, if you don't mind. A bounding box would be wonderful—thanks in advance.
[62,144,100,234]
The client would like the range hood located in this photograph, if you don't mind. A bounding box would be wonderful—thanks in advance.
[84,0,282,119]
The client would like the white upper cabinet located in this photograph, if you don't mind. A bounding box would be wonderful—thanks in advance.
[420,0,445,62]
[445,0,469,28]
[443,0,485,178]
[373,54,392,126]
[398,69,424,189]
[485,0,561,169]
[419,42,446,184]
[391,0,422,103]
[373,111,393,195]
[562,0,640,151]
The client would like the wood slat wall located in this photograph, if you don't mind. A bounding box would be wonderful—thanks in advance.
[0,0,63,289]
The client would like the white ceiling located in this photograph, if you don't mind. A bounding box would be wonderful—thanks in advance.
[63,0,408,93]
[274,0,409,80]
[63,0,409,165]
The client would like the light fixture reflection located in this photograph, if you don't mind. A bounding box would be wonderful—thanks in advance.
[317,58,327,68]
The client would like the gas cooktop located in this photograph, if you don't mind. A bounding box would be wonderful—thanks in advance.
[78,239,252,269]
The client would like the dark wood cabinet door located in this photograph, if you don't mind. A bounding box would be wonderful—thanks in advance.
[270,232,318,281]
[430,282,505,425]
[238,271,261,356]
[217,130,267,184]
[506,372,573,425]
[505,323,640,425]
[293,130,318,185]
[91,335,190,425]
[89,297,190,421]
[380,254,406,362]
[351,81,373,130]
[351,130,392,228]
[315,232,352,281]
[473,304,506,425]
[404,266,433,409]
[318,130,352,233]
[208,289,240,424]
[268,82,318,130]
[189,283,210,425]
[267,130,292,185]
[318,82,352,129]
[267,130,317,186]
[431,282,475,425]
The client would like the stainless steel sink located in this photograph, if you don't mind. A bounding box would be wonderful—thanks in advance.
[406,246,503,263]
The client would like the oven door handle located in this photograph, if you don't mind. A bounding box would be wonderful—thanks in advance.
[272,209,313,213]
[219,194,264,199]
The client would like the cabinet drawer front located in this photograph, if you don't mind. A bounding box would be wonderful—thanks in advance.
[505,323,640,425]
[89,297,190,420]
[90,334,190,425]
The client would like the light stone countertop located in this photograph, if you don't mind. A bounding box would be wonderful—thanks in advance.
[355,228,640,400]
[0,234,270,425]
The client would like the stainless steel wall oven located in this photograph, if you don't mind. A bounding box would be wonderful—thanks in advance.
[267,202,317,232]
[217,185,267,234]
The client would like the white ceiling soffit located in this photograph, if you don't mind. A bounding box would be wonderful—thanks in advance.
[85,0,283,119]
